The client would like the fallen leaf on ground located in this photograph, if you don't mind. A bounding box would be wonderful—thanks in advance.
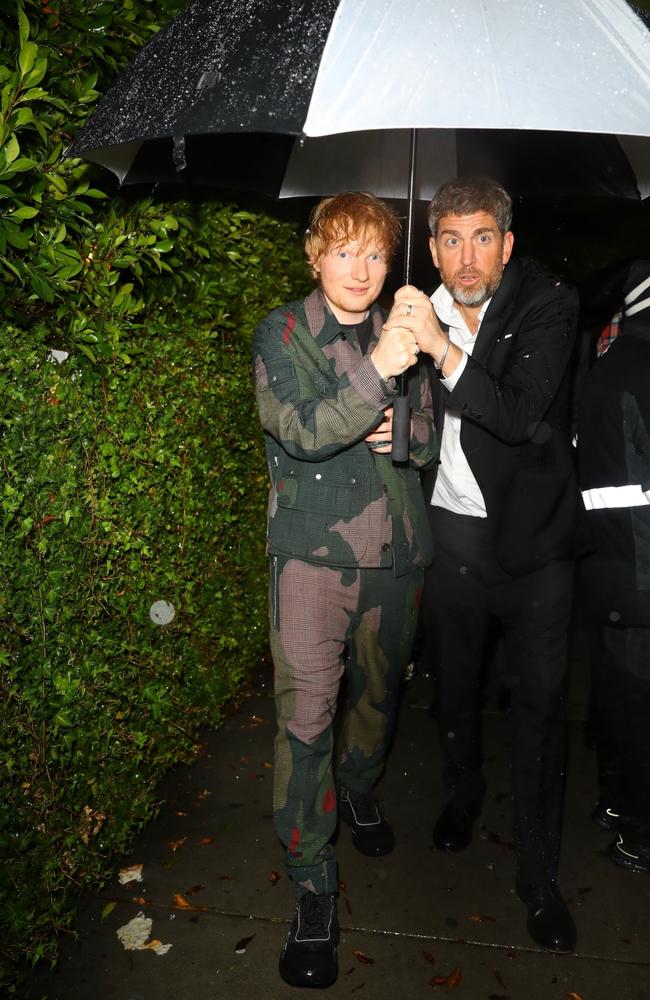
[101,902,117,920]
[132,896,146,905]
[269,871,281,885]
[431,967,462,991]
[422,950,436,966]
[234,934,255,954]
[468,913,496,922]
[145,939,172,955]
[118,864,143,884]
[167,837,187,852]
[185,884,205,896]
[262,761,273,768]
[116,912,172,956]
[197,836,214,846]
[196,789,211,800]
[567,993,585,1000]
[172,893,193,909]
[352,950,375,965]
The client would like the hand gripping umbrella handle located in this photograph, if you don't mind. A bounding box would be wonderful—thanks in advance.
[391,376,410,463]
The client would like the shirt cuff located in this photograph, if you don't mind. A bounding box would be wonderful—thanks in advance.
[440,349,468,390]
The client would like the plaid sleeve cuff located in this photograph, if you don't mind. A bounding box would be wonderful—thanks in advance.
[348,356,396,408]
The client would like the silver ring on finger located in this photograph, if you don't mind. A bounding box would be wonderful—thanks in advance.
[406,303,413,317]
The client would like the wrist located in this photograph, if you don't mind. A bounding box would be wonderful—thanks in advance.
[370,350,391,381]
[433,335,450,373]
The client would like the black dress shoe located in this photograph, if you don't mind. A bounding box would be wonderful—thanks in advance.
[338,786,395,857]
[279,892,339,988]
[516,880,577,953]
[433,801,480,851]
[607,831,650,874]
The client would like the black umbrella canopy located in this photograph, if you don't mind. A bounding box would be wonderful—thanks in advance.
[69,0,339,178]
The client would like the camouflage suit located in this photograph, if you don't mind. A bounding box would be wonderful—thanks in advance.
[253,288,436,896]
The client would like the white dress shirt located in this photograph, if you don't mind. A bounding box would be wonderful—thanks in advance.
[430,284,492,517]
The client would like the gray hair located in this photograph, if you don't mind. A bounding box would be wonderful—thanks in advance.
[428,176,513,237]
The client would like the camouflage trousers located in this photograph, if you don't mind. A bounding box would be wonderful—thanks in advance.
[269,554,423,897]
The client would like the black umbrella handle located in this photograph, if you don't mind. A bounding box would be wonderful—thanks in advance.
[391,128,418,464]
[391,382,410,463]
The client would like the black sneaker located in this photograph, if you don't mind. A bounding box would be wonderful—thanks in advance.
[607,832,650,874]
[279,892,339,988]
[338,786,395,857]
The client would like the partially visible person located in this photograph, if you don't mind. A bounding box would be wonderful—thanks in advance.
[384,176,580,953]
[253,192,436,989]
[577,258,650,874]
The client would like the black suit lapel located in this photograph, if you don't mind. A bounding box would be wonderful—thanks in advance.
[472,259,522,365]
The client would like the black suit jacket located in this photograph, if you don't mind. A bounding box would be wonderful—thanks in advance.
[423,257,581,575]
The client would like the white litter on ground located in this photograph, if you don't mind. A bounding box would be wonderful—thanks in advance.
[116,912,172,956]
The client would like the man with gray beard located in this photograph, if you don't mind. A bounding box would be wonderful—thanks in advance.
[384,176,580,953]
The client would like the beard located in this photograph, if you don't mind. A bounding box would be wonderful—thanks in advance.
[444,261,504,308]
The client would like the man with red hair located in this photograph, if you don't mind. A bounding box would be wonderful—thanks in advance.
[253,191,435,988]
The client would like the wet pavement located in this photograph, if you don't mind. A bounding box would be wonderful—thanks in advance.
[25,616,650,1000]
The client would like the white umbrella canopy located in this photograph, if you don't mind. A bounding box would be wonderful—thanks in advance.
[302,0,650,137]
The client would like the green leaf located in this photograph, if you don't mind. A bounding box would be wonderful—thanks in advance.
[12,107,34,127]
[16,87,50,104]
[76,342,97,363]
[18,8,30,49]
[30,271,54,301]
[19,42,38,79]
[5,224,30,250]
[2,134,19,167]
[101,902,117,921]
[23,58,48,90]
[10,205,39,221]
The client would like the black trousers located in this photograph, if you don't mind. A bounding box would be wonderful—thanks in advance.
[593,624,650,833]
[423,506,573,885]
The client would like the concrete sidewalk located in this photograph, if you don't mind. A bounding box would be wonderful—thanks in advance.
[25,635,650,1000]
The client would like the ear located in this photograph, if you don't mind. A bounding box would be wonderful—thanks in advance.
[429,236,439,269]
[502,231,514,265]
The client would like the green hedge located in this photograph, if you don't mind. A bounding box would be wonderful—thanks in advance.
[0,0,310,982]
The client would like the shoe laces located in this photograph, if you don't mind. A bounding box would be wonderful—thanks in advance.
[342,788,381,825]
[297,893,334,942]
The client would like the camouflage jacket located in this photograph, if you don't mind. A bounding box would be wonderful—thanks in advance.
[252,288,436,576]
